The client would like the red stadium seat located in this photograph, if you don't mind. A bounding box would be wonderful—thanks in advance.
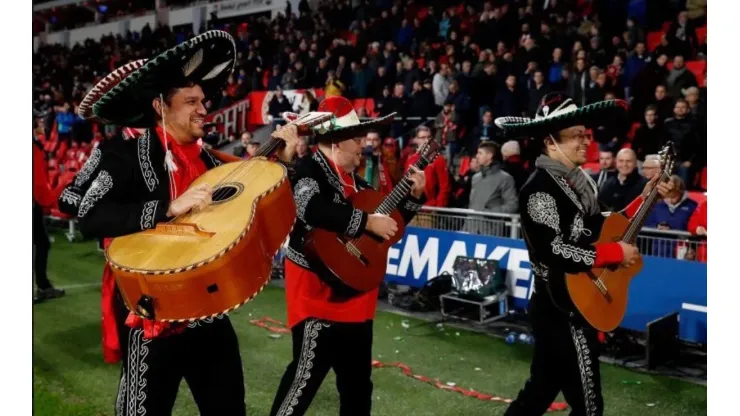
[662,21,672,33]
[364,98,376,116]
[583,162,600,174]
[687,191,706,205]
[586,140,599,162]
[646,31,663,52]
[686,60,707,83]
[627,122,640,141]
[696,26,707,45]
[353,98,366,114]
[700,167,707,190]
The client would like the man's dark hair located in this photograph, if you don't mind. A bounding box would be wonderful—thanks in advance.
[478,141,500,160]
[645,104,658,113]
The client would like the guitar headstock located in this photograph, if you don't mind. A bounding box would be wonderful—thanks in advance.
[281,111,335,136]
[658,142,677,179]
[417,140,442,166]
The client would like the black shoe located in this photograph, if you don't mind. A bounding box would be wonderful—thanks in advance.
[35,287,66,303]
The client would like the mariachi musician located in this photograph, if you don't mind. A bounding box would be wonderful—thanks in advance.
[494,92,674,416]
[269,96,427,416]
[59,31,300,415]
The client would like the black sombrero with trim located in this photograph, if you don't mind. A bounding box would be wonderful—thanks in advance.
[91,30,236,128]
[78,59,147,121]
[494,92,629,139]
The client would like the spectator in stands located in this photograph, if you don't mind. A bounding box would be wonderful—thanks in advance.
[683,86,706,121]
[405,126,450,208]
[600,148,647,211]
[667,11,699,59]
[281,66,297,90]
[591,150,617,191]
[641,154,662,181]
[464,142,518,235]
[631,54,669,119]
[267,65,282,90]
[268,87,293,122]
[451,155,478,209]
[446,80,472,127]
[501,140,528,192]
[527,70,551,117]
[324,70,345,97]
[433,63,452,107]
[469,110,496,152]
[494,75,526,119]
[666,55,698,98]
[55,102,77,146]
[645,175,698,256]
[625,42,650,88]
[688,198,707,261]
[664,98,699,185]
[358,130,396,194]
[455,60,474,96]
[435,100,460,163]
[472,62,498,112]
[409,80,436,119]
[351,61,373,99]
[295,137,311,163]
[233,131,253,158]
[632,105,667,161]
[369,66,393,99]
[568,58,589,106]
[651,84,674,121]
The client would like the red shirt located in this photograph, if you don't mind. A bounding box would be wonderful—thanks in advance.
[285,157,379,328]
[33,143,67,209]
[404,152,451,207]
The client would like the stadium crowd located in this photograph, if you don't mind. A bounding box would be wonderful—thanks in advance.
[33,0,707,260]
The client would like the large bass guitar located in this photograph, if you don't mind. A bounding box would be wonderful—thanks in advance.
[106,112,333,322]
[562,143,676,331]
[303,140,441,292]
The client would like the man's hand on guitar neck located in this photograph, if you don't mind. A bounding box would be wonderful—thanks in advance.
[367,214,398,240]
[272,124,300,162]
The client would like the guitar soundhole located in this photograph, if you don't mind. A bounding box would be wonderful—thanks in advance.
[211,182,244,205]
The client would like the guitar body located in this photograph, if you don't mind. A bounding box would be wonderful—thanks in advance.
[304,189,406,292]
[565,212,644,332]
[106,158,296,322]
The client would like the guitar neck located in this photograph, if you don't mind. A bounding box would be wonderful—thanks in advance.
[374,158,429,215]
[623,171,670,243]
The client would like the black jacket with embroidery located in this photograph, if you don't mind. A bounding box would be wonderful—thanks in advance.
[520,167,607,316]
[283,150,425,296]
[69,129,230,239]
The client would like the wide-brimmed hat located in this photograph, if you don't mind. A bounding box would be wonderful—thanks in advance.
[91,30,236,127]
[77,59,147,121]
[494,92,628,139]
[312,96,395,141]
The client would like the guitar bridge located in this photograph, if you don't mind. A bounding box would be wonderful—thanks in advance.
[337,238,369,266]
[586,270,612,302]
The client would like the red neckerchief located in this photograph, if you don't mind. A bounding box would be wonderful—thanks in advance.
[155,125,207,199]
[326,152,357,198]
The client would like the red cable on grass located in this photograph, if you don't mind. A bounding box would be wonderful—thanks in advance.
[249,316,568,412]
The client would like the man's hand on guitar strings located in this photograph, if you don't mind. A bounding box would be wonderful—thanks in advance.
[407,166,426,199]
[272,124,300,162]
[367,214,398,241]
[167,183,213,217]
[617,241,640,267]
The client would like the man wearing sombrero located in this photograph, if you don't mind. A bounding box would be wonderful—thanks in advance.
[269,96,426,416]
[496,92,674,416]
[61,31,300,415]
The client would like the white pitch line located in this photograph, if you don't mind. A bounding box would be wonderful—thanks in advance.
[59,282,102,290]
[681,303,708,313]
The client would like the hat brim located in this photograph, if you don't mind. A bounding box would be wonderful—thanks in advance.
[78,59,147,121]
[314,113,396,142]
[92,31,236,127]
[495,100,628,139]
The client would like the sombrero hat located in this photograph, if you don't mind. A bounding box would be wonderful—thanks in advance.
[311,96,395,141]
[494,92,628,139]
[91,30,236,127]
[77,59,147,121]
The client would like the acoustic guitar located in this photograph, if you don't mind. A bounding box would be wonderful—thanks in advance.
[106,112,333,322]
[562,143,676,332]
[303,140,441,292]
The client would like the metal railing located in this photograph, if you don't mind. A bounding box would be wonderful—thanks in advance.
[415,206,705,261]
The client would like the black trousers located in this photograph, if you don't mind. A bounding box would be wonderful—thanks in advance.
[32,203,52,290]
[270,318,373,416]
[114,293,246,416]
[505,290,603,416]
